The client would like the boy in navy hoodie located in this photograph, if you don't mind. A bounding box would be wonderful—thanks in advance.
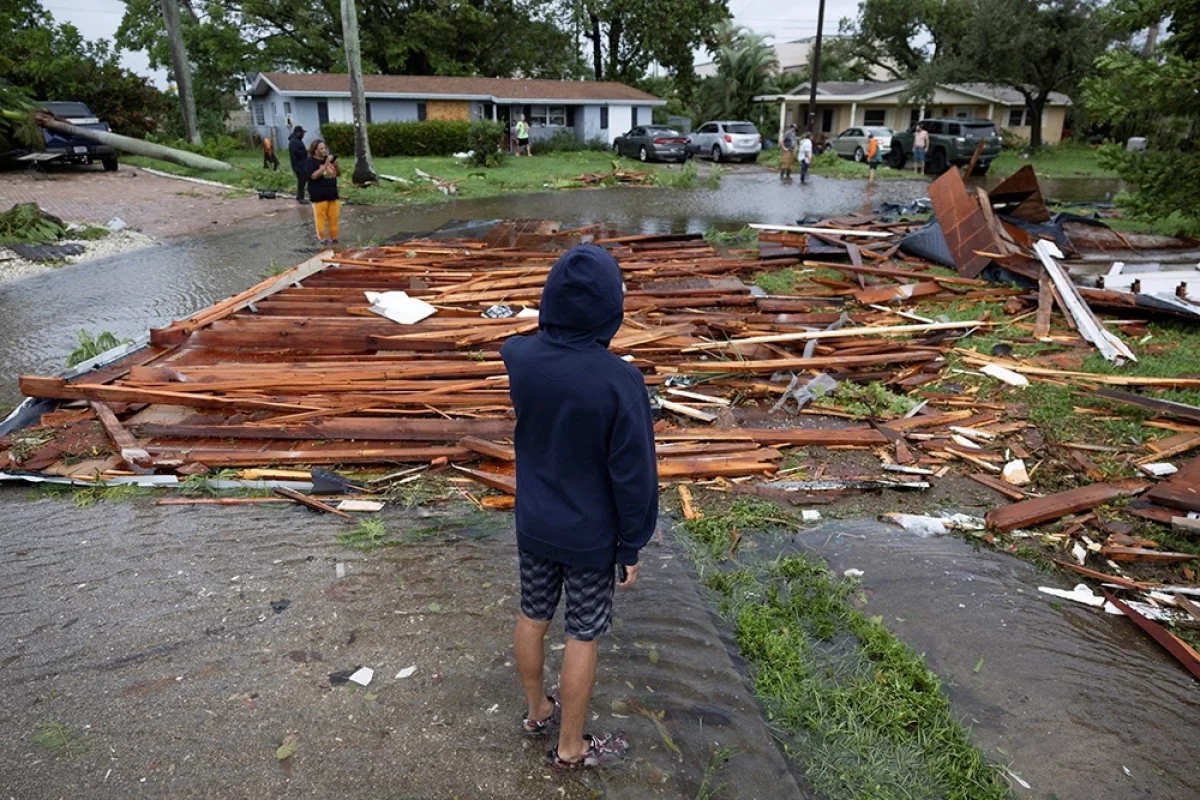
[500,244,658,769]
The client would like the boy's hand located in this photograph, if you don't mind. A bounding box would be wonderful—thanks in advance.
[617,564,638,589]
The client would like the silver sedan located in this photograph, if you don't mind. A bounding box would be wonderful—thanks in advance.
[829,127,894,162]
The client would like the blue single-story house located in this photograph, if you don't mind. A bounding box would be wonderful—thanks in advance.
[246,72,664,149]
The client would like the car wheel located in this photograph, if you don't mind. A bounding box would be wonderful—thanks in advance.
[711,145,722,163]
[638,146,648,162]
[853,146,865,163]
[930,150,949,175]
[102,157,119,172]
[887,146,906,170]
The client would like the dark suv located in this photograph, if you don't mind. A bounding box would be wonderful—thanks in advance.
[40,101,119,171]
[889,118,1002,175]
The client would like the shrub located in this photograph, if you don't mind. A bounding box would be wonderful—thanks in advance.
[534,130,609,153]
[320,121,471,158]
[468,120,505,167]
[998,128,1029,151]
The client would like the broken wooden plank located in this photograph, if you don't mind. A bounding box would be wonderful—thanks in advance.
[274,486,355,522]
[1034,240,1137,363]
[1052,559,1157,591]
[986,481,1150,532]
[678,484,702,520]
[1034,267,1053,338]
[452,464,517,494]
[458,436,516,461]
[89,401,150,466]
[967,472,1028,501]
[682,320,983,352]
[1095,389,1200,426]
[1104,591,1200,682]
[1101,545,1197,563]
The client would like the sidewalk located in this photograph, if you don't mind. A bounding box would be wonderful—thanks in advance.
[0,165,285,239]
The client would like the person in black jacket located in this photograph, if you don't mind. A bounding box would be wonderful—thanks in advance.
[500,244,658,770]
[287,126,309,204]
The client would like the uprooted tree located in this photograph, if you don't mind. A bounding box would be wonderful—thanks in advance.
[1084,0,1200,223]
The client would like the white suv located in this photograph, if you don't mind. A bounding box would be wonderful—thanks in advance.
[687,121,762,163]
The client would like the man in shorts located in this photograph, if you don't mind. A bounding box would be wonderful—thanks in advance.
[913,123,929,175]
[515,114,531,156]
[500,244,658,770]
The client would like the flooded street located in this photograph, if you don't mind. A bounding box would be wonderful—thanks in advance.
[0,493,802,799]
[792,521,1200,799]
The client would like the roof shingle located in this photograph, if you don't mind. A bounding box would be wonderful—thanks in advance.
[253,72,662,104]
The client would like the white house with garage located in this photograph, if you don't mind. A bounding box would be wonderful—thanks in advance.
[246,72,664,150]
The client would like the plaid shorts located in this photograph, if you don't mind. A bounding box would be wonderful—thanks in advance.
[519,550,615,642]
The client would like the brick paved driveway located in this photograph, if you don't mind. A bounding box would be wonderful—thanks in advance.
[0,165,302,239]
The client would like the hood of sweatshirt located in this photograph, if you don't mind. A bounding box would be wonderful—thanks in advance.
[537,244,624,348]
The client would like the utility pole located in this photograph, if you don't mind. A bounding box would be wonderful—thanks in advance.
[160,0,201,145]
[806,0,827,139]
[340,0,377,185]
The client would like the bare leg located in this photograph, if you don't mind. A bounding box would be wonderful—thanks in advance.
[555,637,598,760]
[515,614,555,722]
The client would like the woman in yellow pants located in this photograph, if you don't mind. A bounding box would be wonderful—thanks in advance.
[304,139,341,245]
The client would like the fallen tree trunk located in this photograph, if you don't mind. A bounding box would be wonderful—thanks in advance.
[33,113,233,171]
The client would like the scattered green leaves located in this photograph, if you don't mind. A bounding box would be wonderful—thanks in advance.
[66,329,131,368]
[275,732,300,761]
[337,519,390,551]
[32,722,87,757]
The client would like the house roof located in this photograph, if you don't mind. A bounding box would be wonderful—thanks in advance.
[764,80,1071,106]
[249,72,664,105]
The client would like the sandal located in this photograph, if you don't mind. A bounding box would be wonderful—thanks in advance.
[521,695,561,737]
[547,732,629,769]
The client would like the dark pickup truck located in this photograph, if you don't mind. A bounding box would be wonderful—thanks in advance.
[888,118,1002,175]
[40,101,119,171]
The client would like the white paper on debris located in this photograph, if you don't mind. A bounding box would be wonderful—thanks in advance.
[365,290,436,325]
[349,667,374,686]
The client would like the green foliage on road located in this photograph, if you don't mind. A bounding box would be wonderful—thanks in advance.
[679,500,1011,800]
[0,203,66,245]
[66,329,131,368]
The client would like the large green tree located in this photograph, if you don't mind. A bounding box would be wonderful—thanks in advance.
[117,0,585,90]
[838,0,972,78]
[956,0,1110,148]
[0,1,166,138]
[1084,0,1200,221]
[575,0,730,100]
[695,24,777,127]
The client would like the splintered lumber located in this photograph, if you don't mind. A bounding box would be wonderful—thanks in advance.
[20,376,317,413]
[852,281,943,305]
[659,399,718,423]
[670,350,942,374]
[1052,560,1157,591]
[274,486,355,521]
[1104,591,1200,682]
[1101,545,1197,563]
[955,352,1200,388]
[1094,389,1200,426]
[681,320,982,352]
[678,485,701,520]
[89,401,149,465]
[1034,268,1053,338]
[458,436,516,461]
[985,481,1149,532]
[1034,240,1137,363]
[157,497,294,506]
[967,472,1028,501]
[749,223,892,238]
[452,464,517,494]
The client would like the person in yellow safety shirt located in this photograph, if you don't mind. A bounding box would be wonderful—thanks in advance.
[516,115,532,156]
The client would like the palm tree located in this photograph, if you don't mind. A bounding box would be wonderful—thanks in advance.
[698,25,778,123]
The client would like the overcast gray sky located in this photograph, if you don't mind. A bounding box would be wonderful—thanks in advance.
[45,0,863,85]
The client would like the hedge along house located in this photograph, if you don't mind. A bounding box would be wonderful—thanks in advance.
[247,72,663,150]
[757,80,1071,145]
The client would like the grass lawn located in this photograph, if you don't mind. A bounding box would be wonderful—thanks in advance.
[759,148,914,181]
[122,149,681,205]
[990,142,1119,179]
